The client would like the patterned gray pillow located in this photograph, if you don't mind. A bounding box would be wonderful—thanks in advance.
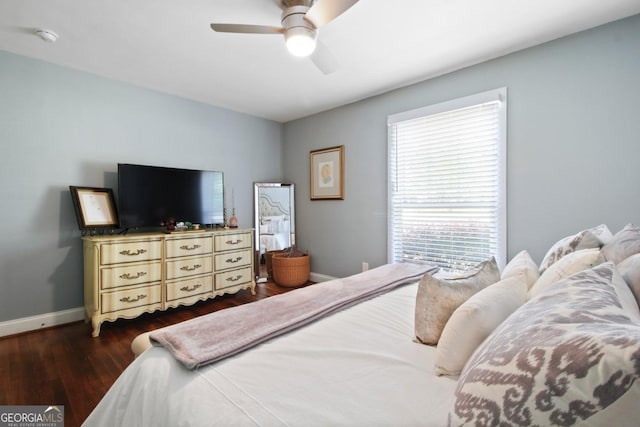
[538,224,611,274]
[449,262,640,426]
[414,257,500,345]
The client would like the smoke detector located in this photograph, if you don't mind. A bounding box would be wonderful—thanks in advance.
[35,29,59,43]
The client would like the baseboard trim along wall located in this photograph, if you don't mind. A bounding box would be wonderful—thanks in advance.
[0,307,85,338]
[310,272,336,283]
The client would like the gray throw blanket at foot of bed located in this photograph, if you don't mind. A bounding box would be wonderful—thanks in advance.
[150,262,437,370]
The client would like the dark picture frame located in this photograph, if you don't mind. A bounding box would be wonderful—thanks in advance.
[69,186,119,231]
[310,145,345,200]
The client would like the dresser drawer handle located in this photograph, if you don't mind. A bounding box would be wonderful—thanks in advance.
[119,271,147,280]
[226,256,242,264]
[225,239,242,245]
[119,249,147,256]
[119,294,147,303]
[180,284,202,293]
[180,264,202,272]
[226,275,243,283]
[179,244,201,251]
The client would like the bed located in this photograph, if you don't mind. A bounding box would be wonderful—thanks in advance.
[82,264,458,426]
[83,223,640,426]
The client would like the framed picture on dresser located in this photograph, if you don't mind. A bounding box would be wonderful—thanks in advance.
[69,186,119,231]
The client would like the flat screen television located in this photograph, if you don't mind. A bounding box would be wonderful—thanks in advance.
[117,163,224,229]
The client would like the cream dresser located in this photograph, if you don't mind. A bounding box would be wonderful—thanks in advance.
[83,228,255,337]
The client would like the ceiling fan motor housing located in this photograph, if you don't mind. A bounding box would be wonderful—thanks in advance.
[282,5,317,56]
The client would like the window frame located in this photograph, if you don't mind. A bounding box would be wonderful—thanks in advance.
[386,87,507,270]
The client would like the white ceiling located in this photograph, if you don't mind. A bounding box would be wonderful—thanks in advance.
[1,1,639,122]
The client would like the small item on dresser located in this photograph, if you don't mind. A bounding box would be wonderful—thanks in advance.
[229,208,238,228]
[162,217,176,231]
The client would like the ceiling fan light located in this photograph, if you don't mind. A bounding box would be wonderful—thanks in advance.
[285,27,316,57]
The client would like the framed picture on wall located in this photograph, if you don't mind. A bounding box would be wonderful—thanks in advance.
[69,186,119,231]
[310,145,344,200]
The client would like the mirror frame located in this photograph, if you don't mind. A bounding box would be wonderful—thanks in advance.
[253,182,295,279]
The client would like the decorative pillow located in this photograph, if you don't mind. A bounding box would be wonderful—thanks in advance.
[528,248,605,299]
[617,253,640,308]
[434,274,527,376]
[602,223,640,264]
[261,215,284,234]
[414,257,500,345]
[449,262,640,426]
[501,250,539,290]
[538,224,611,274]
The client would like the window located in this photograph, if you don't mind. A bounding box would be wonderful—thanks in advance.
[387,88,506,271]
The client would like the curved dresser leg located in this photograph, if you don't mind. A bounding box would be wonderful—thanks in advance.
[91,317,101,337]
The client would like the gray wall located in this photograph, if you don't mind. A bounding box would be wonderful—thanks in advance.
[0,51,283,322]
[284,14,640,278]
[2,14,639,324]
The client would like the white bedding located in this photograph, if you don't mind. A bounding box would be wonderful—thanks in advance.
[260,232,289,252]
[260,215,291,253]
[83,282,458,426]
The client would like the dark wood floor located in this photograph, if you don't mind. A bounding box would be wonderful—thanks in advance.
[0,279,310,427]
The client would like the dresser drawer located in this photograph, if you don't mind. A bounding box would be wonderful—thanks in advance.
[214,249,252,271]
[101,283,161,314]
[215,266,253,290]
[214,232,252,252]
[166,256,213,280]
[166,236,213,259]
[166,275,213,302]
[100,262,162,290]
[100,240,162,265]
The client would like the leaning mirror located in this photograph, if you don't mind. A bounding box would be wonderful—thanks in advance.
[254,182,295,280]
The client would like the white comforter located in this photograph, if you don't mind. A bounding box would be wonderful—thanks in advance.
[83,283,458,426]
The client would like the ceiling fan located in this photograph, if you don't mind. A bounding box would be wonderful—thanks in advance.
[210,0,359,74]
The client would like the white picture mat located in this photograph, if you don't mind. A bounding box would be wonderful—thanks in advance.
[310,146,343,199]
[78,190,116,226]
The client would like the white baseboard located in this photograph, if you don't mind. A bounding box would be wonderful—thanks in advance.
[0,307,85,338]
[310,272,337,283]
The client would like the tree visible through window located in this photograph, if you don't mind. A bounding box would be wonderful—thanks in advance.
[387,88,507,271]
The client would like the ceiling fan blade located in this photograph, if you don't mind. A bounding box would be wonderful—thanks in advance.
[305,0,359,28]
[310,39,338,74]
[210,23,284,34]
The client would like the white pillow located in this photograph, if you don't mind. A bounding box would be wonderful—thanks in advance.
[261,215,284,234]
[538,224,611,274]
[435,274,528,376]
[529,248,605,299]
[501,250,539,290]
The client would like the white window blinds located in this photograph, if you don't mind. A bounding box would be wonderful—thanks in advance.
[387,88,506,271]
